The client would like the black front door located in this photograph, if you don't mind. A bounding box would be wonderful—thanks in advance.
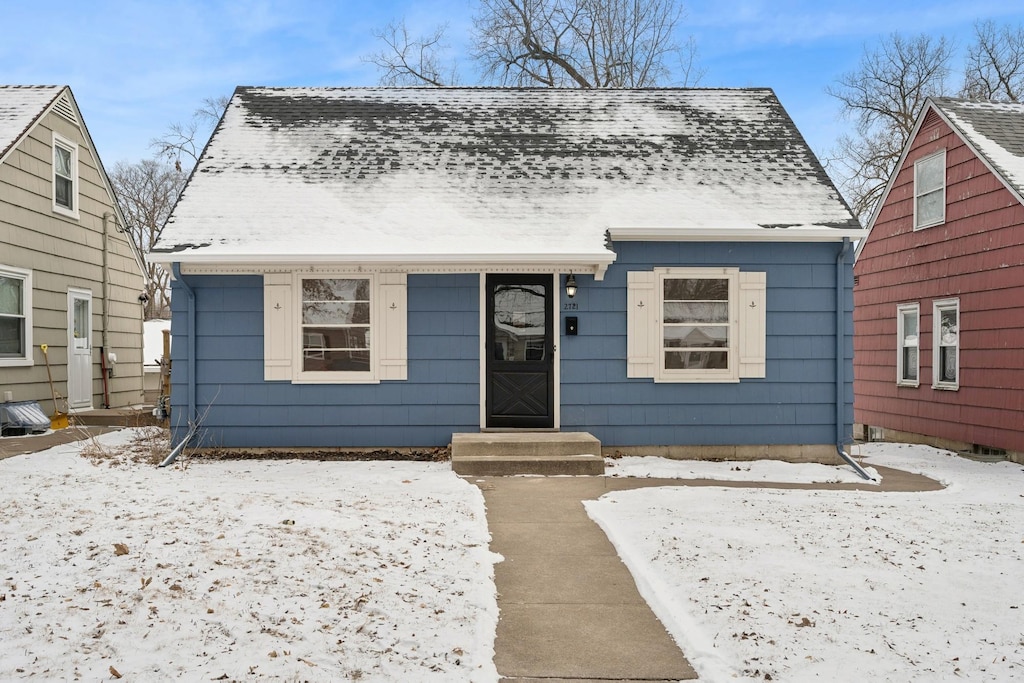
[486,274,554,429]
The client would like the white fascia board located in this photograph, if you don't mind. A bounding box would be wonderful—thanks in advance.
[162,251,618,280]
[608,226,868,242]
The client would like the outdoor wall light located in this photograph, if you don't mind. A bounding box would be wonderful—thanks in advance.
[565,273,577,298]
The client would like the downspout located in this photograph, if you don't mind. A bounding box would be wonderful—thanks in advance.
[100,213,113,408]
[835,238,873,481]
[159,262,196,467]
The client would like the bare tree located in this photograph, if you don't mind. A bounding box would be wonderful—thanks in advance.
[150,95,230,172]
[826,33,954,222]
[110,159,186,319]
[367,0,702,88]
[473,0,699,87]
[365,19,460,86]
[962,20,1024,101]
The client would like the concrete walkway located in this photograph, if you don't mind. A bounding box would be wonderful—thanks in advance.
[471,465,943,682]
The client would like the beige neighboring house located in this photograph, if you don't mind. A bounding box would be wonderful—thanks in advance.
[1,85,146,414]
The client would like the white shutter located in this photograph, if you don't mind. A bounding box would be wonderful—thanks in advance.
[738,271,766,378]
[626,271,656,378]
[264,272,293,381]
[378,272,408,381]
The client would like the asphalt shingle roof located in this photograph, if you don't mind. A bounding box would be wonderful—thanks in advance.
[0,85,62,161]
[932,97,1024,198]
[155,87,860,265]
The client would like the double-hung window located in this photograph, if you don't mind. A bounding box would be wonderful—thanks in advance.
[914,151,945,229]
[896,303,920,386]
[0,265,32,367]
[300,277,373,377]
[627,267,766,383]
[932,299,959,389]
[52,132,79,218]
[263,271,407,383]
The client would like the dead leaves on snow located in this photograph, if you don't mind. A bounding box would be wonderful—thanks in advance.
[112,543,129,556]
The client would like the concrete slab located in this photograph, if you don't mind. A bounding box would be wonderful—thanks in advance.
[488,522,617,557]
[494,555,645,604]
[495,604,695,680]
[451,432,604,476]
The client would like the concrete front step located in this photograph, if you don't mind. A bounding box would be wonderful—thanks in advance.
[451,432,604,476]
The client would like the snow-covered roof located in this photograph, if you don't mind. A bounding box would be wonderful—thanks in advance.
[0,85,63,162]
[931,98,1024,200]
[153,87,862,270]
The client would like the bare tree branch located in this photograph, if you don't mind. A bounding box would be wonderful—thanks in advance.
[110,160,186,319]
[826,33,954,223]
[962,20,1024,101]
[150,95,229,172]
[364,19,459,86]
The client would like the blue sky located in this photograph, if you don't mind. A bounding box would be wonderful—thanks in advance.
[5,0,1024,168]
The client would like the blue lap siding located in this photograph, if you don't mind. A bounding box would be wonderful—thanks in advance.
[559,241,854,447]
[169,274,480,448]
[169,242,853,449]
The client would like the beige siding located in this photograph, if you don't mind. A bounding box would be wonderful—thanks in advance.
[1,103,146,410]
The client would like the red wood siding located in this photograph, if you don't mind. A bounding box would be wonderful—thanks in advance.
[854,113,1024,452]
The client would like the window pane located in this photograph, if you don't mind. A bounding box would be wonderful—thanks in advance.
[302,278,369,302]
[664,301,728,323]
[939,346,957,382]
[0,317,23,355]
[493,284,546,362]
[55,177,72,209]
[664,278,728,301]
[916,190,943,226]
[902,347,918,380]
[0,276,22,315]
[664,326,728,348]
[939,309,958,345]
[665,350,728,370]
[54,145,71,177]
[304,350,371,372]
[901,311,918,338]
[917,155,944,193]
[303,327,370,351]
[302,301,370,325]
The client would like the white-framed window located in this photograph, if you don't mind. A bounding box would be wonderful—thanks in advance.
[627,267,766,383]
[52,132,79,219]
[896,303,920,386]
[0,265,33,367]
[932,298,959,390]
[914,150,945,229]
[263,271,407,384]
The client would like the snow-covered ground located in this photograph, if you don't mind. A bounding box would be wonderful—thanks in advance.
[588,443,1024,682]
[3,432,1022,682]
[0,429,499,682]
[606,455,880,484]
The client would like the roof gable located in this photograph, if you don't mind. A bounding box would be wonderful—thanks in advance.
[155,87,861,268]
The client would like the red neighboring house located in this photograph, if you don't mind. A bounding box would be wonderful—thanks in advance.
[854,97,1024,464]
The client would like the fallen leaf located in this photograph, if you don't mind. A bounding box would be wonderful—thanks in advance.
[109,665,122,679]
[113,544,129,556]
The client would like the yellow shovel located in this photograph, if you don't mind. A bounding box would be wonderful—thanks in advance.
[40,344,69,430]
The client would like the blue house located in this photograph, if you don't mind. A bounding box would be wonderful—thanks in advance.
[151,87,864,463]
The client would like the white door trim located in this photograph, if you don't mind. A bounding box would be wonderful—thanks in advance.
[67,288,93,410]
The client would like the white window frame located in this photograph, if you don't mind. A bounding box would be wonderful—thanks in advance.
[913,150,945,230]
[932,298,960,390]
[294,273,378,384]
[52,132,79,219]
[656,267,740,383]
[896,303,920,387]
[0,264,33,367]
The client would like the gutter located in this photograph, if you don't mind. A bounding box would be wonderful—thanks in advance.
[159,262,197,468]
[835,237,873,481]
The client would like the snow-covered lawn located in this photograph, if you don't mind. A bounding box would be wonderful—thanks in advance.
[588,443,1024,682]
[0,429,499,682]
[4,432,1022,683]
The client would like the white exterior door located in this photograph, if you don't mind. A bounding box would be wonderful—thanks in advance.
[67,289,93,409]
